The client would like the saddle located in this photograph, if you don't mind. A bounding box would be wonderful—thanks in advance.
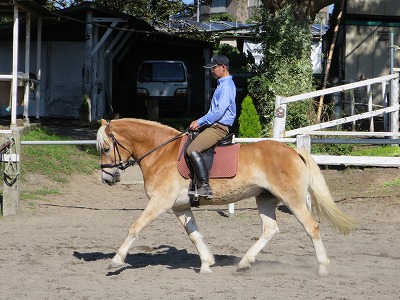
[177,132,240,207]
[177,132,240,179]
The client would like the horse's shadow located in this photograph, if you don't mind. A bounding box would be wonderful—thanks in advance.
[73,245,241,276]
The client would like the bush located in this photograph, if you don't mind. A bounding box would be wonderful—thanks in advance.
[238,95,261,137]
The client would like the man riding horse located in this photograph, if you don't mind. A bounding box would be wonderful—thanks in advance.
[186,55,236,199]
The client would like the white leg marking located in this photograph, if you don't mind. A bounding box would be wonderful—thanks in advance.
[238,197,279,271]
[173,208,215,273]
[109,197,173,269]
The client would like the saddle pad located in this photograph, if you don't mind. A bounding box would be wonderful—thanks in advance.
[177,135,240,179]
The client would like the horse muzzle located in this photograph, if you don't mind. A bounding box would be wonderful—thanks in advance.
[101,168,121,186]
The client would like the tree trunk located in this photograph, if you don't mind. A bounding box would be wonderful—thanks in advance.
[316,0,344,122]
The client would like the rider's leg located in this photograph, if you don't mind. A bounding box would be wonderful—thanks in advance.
[189,151,213,199]
[186,125,228,199]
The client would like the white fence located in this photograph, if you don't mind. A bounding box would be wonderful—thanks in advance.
[268,71,400,167]
[273,72,399,140]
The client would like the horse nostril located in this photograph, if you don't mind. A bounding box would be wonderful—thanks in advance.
[102,178,114,186]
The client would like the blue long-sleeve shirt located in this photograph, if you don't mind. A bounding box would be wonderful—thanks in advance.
[197,75,236,127]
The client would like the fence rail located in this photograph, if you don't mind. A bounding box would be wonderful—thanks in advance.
[270,71,399,168]
[273,72,399,142]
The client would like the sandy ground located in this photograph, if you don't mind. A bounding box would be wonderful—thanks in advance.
[1,165,400,300]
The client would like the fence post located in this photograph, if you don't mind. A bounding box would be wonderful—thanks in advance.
[390,74,399,142]
[332,77,342,130]
[350,84,355,131]
[382,81,389,132]
[296,134,311,152]
[367,84,374,132]
[272,96,287,138]
[1,131,20,216]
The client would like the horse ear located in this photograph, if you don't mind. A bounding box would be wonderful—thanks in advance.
[104,120,112,135]
[101,119,107,126]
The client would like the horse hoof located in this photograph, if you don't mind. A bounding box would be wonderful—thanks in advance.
[237,259,251,271]
[318,267,329,276]
[200,265,213,274]
[108,261,123,269]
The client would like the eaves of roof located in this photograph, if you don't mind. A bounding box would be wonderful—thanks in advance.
[0,0,52,17]
[49,2,155,32]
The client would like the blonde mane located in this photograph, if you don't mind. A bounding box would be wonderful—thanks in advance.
[96,125,110,153]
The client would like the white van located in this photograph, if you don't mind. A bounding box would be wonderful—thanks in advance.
[136,60,190,117]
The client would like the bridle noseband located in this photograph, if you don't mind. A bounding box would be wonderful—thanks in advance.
[100,132,136,170]
[100,128,188,176]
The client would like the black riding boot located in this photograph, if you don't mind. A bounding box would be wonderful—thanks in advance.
[189,151,213,199]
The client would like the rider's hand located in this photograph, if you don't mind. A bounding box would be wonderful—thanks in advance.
[189,120,200,131]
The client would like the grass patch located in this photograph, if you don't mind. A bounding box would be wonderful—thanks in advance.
[350,145,400,157]
[17,128,100,202]
[21,128,99,183]
[311,143,400,157]
[383,177,400,187]
[21,188,61,200]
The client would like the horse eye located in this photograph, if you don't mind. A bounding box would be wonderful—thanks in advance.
[103,147,110,153]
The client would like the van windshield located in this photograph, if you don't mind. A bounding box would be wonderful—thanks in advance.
[138,62,186,82]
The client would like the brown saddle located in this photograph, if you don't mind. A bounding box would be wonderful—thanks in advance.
[177,134,240,179]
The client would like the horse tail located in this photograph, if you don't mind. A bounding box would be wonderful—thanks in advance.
[295,148,355,235]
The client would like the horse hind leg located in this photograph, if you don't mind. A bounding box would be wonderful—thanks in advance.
[238,193,280,271]
[284,199,330,276]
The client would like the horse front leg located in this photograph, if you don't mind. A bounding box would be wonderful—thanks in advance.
[172,207,215,274]
[109,199,171,269]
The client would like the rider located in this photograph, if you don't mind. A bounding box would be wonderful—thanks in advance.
[186,54,237,199]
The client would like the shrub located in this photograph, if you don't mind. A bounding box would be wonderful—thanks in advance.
[238,95,261,137]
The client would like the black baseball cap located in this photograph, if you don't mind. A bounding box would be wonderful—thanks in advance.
[204,55,230,68]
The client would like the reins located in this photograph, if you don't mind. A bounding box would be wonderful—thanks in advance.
[100,127,188,171]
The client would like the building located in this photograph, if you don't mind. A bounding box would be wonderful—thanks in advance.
[335,0,400,82]
[0,1,213,122]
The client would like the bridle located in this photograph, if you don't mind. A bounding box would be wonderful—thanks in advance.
[99,128,188,177]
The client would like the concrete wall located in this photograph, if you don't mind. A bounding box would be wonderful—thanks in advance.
[347,0,400,16]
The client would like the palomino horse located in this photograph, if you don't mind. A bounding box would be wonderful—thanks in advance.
[96,118,354,275]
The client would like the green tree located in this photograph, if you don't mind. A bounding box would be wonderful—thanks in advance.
[238,95,261,138]
[207,13,236,22]
[45,0,189,26]
[247,6,315,136]
[257,0,337,23]
[213,44,252,74]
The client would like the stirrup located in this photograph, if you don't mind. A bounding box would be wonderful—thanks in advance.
[188,183,213,200]
[196,183,213,200]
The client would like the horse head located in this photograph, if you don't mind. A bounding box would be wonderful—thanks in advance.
[96,119,133,186]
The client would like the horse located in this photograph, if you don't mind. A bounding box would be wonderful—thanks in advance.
[96,118,354,276]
